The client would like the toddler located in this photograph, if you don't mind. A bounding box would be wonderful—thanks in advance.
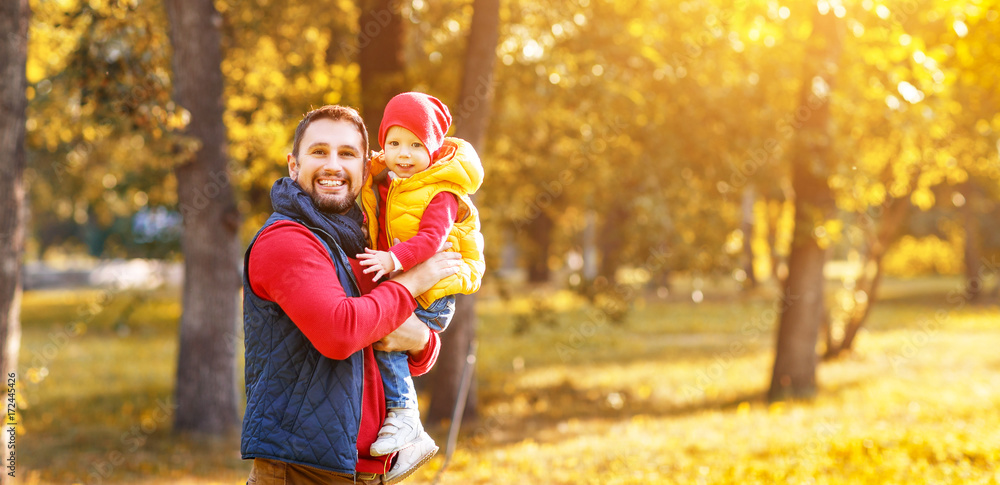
[357,92,485,482]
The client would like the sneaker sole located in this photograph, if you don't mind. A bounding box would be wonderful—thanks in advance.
[371,434,423,457]
[384,444,439,485]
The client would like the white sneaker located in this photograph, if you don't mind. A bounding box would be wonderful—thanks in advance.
[370,408,424,457]
[384,431,438,485]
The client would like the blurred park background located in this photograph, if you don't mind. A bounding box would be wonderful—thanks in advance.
[1,0,1000,483]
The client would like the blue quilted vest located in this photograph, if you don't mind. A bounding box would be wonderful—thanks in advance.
[240,212,364,474]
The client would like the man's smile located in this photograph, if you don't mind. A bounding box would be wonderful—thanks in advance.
[315,176,348,193]
[317,178,346,187]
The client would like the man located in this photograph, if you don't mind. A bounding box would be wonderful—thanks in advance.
[241,105,461,484]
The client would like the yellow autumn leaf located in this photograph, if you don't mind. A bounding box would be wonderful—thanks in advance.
[910,187,936,210]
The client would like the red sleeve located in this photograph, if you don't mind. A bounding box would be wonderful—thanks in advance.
[407,331,440,377]
[390,192,460,270]
[248,221,417,360]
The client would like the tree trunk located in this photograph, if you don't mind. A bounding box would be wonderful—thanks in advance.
[741,184,758,288]
[598,203,628,283]
[768,7,842,402]
[165,0,240,435]
[498,226,520,277]
[963,181,983,303]
[770,228,828,400]
[582,210,599,283]
[425,0,499,426]
[836,258,882,353]
[767,199,785,284]
[525,211,553,283]
[357,0,406,147]
[0,4,29,482]
[825,198,910,359]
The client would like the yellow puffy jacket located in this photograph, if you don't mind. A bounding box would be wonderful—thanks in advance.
[361,137,485,307]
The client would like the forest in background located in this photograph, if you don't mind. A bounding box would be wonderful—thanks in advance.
[1,1,1000,477]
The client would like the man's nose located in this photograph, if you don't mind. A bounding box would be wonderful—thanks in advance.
[323,154,344,170]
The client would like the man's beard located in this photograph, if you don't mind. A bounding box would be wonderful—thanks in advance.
[297,168,363,214]
[311,190,357,214]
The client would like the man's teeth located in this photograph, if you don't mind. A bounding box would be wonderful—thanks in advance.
[318,179,345,187]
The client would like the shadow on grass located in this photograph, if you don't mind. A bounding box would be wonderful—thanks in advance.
[22,388,246,483]
[446,375,870,452]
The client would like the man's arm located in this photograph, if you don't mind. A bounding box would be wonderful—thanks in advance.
[373,313,429,353]
[248,221,418,360]
[372,313,441,376]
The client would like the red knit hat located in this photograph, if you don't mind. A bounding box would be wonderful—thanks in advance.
[378,92,453,160]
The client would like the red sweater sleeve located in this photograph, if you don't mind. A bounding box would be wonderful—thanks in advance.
[390,192,460,270]
[248,220,417,360]
[407,331,440,377]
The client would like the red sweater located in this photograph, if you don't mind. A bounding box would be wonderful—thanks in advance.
[248,220,440,474]
[377,178,460,270]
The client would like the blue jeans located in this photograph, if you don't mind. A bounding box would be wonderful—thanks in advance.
[376,296,456,409]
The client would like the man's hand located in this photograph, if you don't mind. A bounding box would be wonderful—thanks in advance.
[356,248,396,282]
[389,244,460,297]
[374,313,430,354]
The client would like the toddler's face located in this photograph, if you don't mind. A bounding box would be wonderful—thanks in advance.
[384,126,431,178]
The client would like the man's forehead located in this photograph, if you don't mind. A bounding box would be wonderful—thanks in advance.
[302,118,363,148]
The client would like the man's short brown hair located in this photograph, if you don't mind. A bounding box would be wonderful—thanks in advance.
[291,105,369,162]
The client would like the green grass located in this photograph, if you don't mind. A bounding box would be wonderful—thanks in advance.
[17,287,246,484]
[13,277,1000,484]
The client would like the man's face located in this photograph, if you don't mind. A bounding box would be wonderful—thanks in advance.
[287,118,367,214]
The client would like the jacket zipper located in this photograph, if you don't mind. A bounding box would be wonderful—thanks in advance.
[385,178,399,249]
[300,221,365,473]
[369,183,381,246]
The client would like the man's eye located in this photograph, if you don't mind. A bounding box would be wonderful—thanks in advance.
[340,151,358,158]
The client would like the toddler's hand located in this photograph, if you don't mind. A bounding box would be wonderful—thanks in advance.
[356,248,396,282]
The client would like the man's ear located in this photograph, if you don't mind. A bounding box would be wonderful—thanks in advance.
[287,153,298,179]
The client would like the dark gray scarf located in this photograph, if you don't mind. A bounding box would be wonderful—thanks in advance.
[270,177,367,257]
